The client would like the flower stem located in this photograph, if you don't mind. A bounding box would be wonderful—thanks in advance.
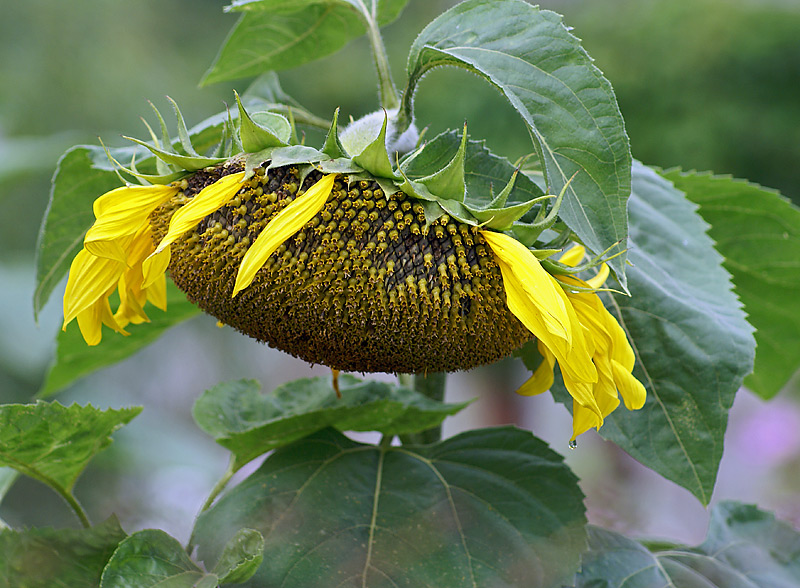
[357,1,399,112]
[398,372,447,445]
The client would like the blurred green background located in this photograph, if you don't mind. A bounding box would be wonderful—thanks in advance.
[1,0,799,544]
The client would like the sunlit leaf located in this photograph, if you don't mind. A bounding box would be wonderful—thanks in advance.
[193,376,468,469]
[661,170,800,399]
[194,427,586,588]
[0,402,140,495]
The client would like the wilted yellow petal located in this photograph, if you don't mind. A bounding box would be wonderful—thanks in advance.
[86,184,178,261]
[154,171,246,255]
[482,230,572,345]
[586,263,610,289]
[142,246,170,289]
[612,360,647,410]
[233,174,336,296]
[63,249,124,328]
[516,344,555,396]
[559,245,585,267]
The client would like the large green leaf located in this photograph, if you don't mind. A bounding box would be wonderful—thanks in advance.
[193,375,468,469]
[592,162,754,503]
[100,530,213,588]
[194,427,586,588]
[203,0,410,86]
[0,402,140,494]
[406,0,631,286]
[34,146,127,318]
[40,281,199,397]
[661,170,800,399]
[575,502,800,587]
[0,517,127,588]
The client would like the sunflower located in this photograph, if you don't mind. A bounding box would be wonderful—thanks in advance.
[61,99,645,437]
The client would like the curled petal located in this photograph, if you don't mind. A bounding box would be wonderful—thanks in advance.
[233,174,336,297]
[154,171,246,255]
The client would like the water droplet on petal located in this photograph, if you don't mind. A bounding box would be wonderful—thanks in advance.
[568,439,578,450]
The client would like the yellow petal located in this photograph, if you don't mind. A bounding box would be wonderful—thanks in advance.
[586,263,610,289]
[146,272,168,311]
[482,230,572,345]
[571,400,604,440]
[516,344,555,396]
[612,360,647,410]
[86,185,178,261]
[233,173,336,296]
[559,245,585,267]
[142,245,171,289]
[154,171,246,255]
[63,249,124,328]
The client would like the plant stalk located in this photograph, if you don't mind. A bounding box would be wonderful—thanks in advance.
[359,3,400,112]
[59,489,92,529]
[186,457,237,555]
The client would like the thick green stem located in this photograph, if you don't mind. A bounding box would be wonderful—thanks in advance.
[59,489,91,529]
[399,373,447,445]
[358,2,399,112]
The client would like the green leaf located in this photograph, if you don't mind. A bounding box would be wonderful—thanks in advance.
[194,427,586,588]
[0,517,127,588]
[123,135,226,172]
[192,376,468,469]
[406,0,631,286]
[211,529,264,585]
[587,162,755,504]
[100,530,215,588]
[202,6,363,86]
[0,402,140,496]
[226,0,410,26]
[575,502,800,587]
[40,281,199,397]
[34,147,126,318]
[660,170,800,399]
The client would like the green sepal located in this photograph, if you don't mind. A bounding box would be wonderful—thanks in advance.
[395,166,476,226]
[166,96,200,156]
[241,145,327,181]
[123,135,227,172]
[235,90,290,151]
[464,196,546,231]
[349,111,398,180]
[321,107,348,159]
[101,144,187,186]
[139,116,172,177]
[317,157,363,175]
[403,123,468,203]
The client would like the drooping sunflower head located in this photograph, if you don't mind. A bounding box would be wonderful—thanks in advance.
[61,97,645,437]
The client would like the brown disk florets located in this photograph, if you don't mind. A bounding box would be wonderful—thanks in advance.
[149,163,532,373]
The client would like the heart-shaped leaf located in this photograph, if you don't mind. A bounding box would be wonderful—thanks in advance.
[194,426,586,588]
[193,376,468,469]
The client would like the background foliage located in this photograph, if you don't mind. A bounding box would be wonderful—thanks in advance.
[1,0,799,579]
